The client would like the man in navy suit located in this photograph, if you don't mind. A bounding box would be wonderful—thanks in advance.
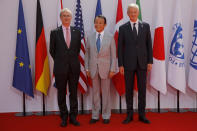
[50,8,81,127]
[118,3,153,124]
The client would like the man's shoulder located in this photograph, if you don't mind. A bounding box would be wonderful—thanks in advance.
[120,21,130,29]
[71,26,81,33]
[51,26,62,33]
[140,21,150,27]
[104,31,113,38]
[87,32,96,39]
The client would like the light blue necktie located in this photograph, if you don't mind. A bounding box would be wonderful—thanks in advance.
[96,34,101,52]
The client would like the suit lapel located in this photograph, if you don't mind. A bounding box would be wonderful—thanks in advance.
[93,32,98,54]
[70,26,75,49]
[99,32,107,54]
[127,22,133,37]
[137,21,143,40]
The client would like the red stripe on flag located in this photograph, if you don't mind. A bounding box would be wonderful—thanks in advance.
[153,27,165,60]
[112,72,125,96]
[60,0,63,9]
[78,83,86,94]
[79,56,84,67]
[80,72,87,85]
[35,28,47,85]
[114,31,119,57]
[116,0,123,23]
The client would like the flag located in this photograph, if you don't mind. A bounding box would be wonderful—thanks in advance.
[57,0,63,27]
[74,0,89,93]
[112,0,125,96]
[150,0,167,94]
[95,0,102,17]
[167,0,186,93]
[188,2,197,92]
[35,0,51,95]
[52,0,63,87]
[13,0,34,98]
[136,0,142,21]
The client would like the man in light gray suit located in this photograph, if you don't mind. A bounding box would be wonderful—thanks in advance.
[85,15,116,124]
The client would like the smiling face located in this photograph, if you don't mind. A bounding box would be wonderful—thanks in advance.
[94,16,106,33]
[127,6,139,22]
[60,10,72,27]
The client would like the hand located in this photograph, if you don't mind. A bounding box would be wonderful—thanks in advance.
[86,71,91,78]
[109,71,115,78]
[147,64,152,72]
[119,66,124,75]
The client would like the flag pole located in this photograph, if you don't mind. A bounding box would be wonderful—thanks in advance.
[15,93,26,116]
[23,93,26,116]
[177,90,180,113]
[100,93,102,114]
[196,93,197,112]
[119,96,122,113]
[15,93,33,116]
[158,91,160,113]
[81,94,84,114]
[42,94,46,116]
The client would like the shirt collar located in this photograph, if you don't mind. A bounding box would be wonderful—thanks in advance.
[96,30,104,37]
[130,19,139,26]
[62,25,70,30]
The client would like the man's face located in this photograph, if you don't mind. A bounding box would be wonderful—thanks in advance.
[94,17,106,33]
[127,7,139,22]
[60,11,72,26]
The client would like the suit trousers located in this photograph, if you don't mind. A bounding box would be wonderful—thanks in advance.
[124,66,147,118]
[92,69,111,120]
[55,65,79,121]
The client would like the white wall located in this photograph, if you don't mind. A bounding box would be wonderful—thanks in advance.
[0,0,196,113]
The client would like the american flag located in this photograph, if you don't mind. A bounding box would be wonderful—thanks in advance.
[74,0,88,94]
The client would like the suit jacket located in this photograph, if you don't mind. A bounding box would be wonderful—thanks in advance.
[118,21,153,70]
[85,32,116,79]
[50,26,81,75]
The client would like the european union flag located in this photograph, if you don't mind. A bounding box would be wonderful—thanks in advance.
[95,0,102,17]
[13,0,34,97]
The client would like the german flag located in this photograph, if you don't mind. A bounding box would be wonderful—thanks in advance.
[35,0,50,95]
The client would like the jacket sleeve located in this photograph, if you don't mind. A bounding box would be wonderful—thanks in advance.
[49,30,56,60]
[146,24,153,64]
[84,36,90,71]
[110,37,117,72]
[78,30,81,55]
[118,26,124,67]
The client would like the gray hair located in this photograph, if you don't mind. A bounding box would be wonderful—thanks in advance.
[60,8,72,17]
[127,3,139,12]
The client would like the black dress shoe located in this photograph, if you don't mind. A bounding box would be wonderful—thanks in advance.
[69,119,80,126]
[122,117,133,124]
[139,116,150,124]
[60,120,67,127]
[103,119,110,124]
[89,119,99,124]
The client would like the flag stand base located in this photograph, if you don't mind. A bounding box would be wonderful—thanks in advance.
[54,111,60,115]
[34,111,54,116]
[149,109,168,113]
[15,112,33,116]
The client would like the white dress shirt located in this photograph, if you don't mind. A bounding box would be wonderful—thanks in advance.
[130,19,139,35]
[96,30,104,46]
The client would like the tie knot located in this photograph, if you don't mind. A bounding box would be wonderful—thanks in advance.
[66,28,69,31]
[133,23,136,26]
[98,34,101,38]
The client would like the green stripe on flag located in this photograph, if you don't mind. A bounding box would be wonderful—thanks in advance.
[136,0,142,20]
